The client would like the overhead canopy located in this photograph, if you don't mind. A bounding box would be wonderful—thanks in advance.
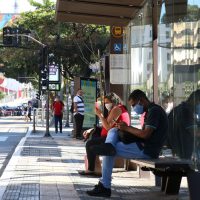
[55,0,146,26]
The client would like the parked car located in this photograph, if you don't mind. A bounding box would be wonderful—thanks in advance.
[4,108,14,116]
[0,107,4,116]
[13,106,23,116]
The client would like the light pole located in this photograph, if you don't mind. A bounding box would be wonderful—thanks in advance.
[65,76,70,127]
[3,30,51,137]
[42,46,51,137]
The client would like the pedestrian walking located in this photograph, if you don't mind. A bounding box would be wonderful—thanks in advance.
[52,96,64,133]
[73,89,84,139]
[27,103,32,121]
[23,106,28,122]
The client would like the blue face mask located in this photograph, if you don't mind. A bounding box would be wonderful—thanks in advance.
[132,103,144,114]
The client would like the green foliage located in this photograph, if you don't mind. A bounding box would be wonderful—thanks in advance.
[0,91,4,100]
[0,0,109,85]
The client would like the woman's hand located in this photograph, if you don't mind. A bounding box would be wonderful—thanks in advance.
[116,121,128,131]
[95,107,103,117]
[83,128,93,139]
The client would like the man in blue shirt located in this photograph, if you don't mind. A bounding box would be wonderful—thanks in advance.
[86,89,168,197]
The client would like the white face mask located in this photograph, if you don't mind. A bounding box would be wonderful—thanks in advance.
[105,103,113,111]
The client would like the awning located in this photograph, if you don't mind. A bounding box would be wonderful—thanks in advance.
[55,0,146,26]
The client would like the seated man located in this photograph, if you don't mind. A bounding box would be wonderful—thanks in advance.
[86,89,169,197]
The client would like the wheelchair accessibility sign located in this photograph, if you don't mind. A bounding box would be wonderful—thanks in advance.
[114,43,122,52]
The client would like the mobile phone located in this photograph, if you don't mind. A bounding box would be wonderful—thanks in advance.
[112,118,117,122]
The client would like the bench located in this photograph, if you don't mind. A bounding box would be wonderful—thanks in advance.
[130,157,195,196]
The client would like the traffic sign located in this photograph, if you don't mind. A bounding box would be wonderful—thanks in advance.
[111,26,123,38]
[113,43,122,52]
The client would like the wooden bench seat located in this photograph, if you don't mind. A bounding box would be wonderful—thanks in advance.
[130,157,193,195]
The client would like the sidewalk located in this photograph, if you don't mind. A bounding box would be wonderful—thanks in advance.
[0,126,190,200]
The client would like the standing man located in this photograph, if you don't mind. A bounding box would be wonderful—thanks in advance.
[52,96,64,133]
[73,89,84,139]
[86,89,168,197]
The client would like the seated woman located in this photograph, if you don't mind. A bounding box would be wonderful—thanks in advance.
[79,92,130,176]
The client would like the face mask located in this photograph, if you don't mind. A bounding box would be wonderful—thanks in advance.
[132,103,144,114]
[105,103,113,111]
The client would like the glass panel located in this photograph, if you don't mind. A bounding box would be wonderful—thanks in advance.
[129,0,153,128]
[158,0,200,170]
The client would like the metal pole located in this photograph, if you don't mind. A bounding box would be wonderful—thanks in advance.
[44,88,50,136]
[65,77,70,127]
[6,33,46,48]
[43,46,51,137]
[33,108,36,133]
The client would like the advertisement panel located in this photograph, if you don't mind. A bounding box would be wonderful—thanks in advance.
[80,78,97,128]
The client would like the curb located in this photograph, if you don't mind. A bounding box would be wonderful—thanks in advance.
[0,126,32,199]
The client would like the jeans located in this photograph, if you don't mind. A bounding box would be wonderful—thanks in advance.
[54,115,63,133]
[100,128,151,189]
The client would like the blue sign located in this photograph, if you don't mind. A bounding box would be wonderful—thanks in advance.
[114,43,122,52]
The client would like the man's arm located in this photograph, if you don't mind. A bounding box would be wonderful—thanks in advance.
[116,122,154,139]
[73,102,78,113]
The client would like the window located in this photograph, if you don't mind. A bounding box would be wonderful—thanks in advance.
[167,53,171,60]
[166,31,170,38]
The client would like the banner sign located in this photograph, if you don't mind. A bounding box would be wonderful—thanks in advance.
[49,65,60,82]
[80,78,97,128]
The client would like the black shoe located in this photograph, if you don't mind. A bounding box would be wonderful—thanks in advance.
[78,170,95,176]
[92,143,116,156]
[78,170,102,177]
[87,182,111,197]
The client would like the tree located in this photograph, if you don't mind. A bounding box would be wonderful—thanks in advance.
[0,91,4,100]
[0,0,109,84]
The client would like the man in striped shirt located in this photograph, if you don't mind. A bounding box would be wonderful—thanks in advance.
[73,89,85,139]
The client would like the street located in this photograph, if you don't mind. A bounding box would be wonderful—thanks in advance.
[0,116,29,176]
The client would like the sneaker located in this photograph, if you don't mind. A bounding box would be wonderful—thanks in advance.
[86,182,111,197]
[92,143,116,156]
